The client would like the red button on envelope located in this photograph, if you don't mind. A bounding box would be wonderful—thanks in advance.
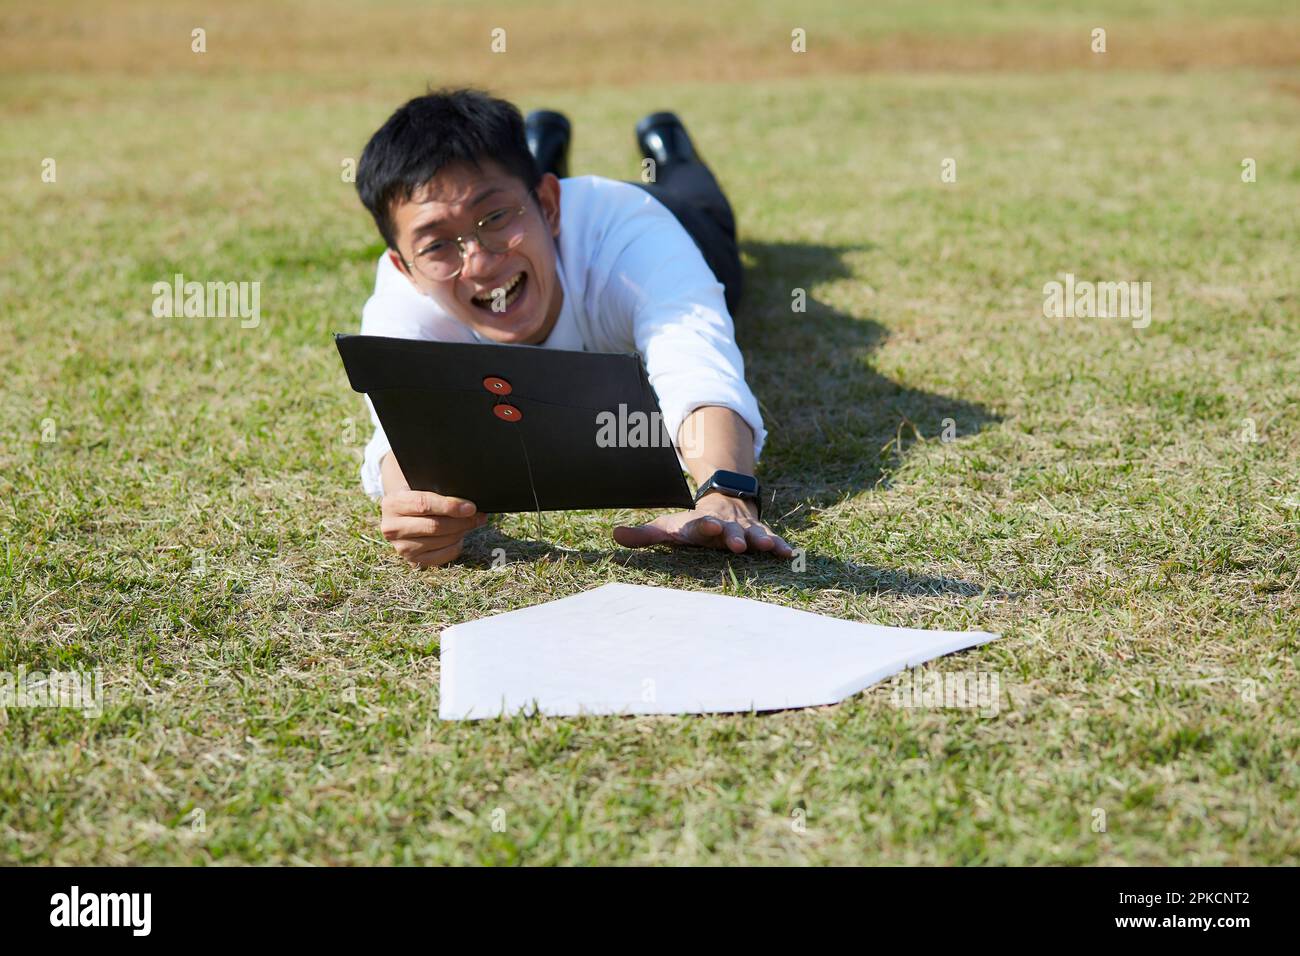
[493,403,522,422]
[482,376,512,396]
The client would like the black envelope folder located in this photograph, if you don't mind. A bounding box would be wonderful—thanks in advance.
[336,333,695,514]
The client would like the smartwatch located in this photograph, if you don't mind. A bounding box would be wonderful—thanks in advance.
[693,469,761,519]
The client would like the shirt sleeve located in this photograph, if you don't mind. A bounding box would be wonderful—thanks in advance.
[355,253,478,498]
[592,193,766,464]
[358,397,390,500]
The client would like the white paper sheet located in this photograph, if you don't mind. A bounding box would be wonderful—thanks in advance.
[439,583,999,720]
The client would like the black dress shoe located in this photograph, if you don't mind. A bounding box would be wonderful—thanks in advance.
[524,109,571,179]
[635,111,701,168]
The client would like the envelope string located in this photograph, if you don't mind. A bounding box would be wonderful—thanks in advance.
[516,427,544,541]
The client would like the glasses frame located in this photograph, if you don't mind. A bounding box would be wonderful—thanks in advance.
[404,191,536,282]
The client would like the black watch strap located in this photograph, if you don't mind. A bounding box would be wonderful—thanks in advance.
[693,470,762,520]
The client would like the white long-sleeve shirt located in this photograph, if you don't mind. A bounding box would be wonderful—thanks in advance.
[356,174,766,498]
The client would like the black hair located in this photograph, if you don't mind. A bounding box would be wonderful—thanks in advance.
[356,87,540,251]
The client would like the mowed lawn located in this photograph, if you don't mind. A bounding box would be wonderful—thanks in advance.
[1,1,1297,864]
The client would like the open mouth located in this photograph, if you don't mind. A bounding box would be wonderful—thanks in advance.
[471,272,527,313]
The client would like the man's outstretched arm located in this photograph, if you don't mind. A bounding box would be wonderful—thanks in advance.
[612,404,793,557]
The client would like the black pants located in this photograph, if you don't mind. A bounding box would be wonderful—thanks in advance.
[630,160,743,317]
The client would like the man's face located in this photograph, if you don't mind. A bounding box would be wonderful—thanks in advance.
[388,160,563,345]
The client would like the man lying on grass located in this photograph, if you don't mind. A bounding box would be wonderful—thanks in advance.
[354,87,792,567]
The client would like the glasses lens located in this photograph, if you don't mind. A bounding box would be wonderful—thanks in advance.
[414,243,461,281]
[477,206,527,253]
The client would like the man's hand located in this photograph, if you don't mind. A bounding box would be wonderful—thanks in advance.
[612,492,794,557]
[611,404,794,557]
[379,453,487,567]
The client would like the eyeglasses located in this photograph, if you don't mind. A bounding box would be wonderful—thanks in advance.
[404,197,533,281]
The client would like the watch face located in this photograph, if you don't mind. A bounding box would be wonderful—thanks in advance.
[712,469,759,496]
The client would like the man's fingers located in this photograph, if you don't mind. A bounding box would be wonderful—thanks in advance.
[745,524,777,552]
[387,489,477,519]
[613,514,795,558]
[769,534,795,559]
[612,523,672,548]
[394,532,472,557]
[679,516,724,544]
[382,512,487,541]
[720,521,748,553]
[679,516,747,552]
[406,539,465,568]
[683,516,743,551]
[743,525,796,558]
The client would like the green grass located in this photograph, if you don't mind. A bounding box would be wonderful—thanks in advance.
[1,1,1298,864]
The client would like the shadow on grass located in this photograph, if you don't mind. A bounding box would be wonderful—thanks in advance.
[736,239,1000,534]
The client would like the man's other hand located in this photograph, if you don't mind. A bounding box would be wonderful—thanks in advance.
[612,493,793,557]
[379,453,486,567]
